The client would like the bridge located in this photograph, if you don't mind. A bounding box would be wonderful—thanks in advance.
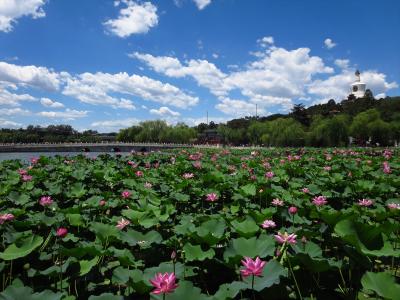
[0,142,197,153]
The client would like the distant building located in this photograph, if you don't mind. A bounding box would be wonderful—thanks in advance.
[350,70,367,99]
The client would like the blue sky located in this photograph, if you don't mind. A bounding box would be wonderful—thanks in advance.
[0,0,399,132]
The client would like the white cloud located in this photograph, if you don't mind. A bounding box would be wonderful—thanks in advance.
[0,118,22,128]
[104,0,158,38]
[324,38,337,49]
[193,0,212,10]
[91,118,140,132]
[63,71,198,109]
[0,0,47,32]
[37,108,88,120]
[258,36,274,47]
[40,97,64,108]
[0,107,30,115]
[334,59,350,69]
[183,116,230,126]
[0,88,36,106]
[308,69,398,103]
[150,106,180,117]
[132,52,229,96]
[0,61,62,91]
[216,98,266,117]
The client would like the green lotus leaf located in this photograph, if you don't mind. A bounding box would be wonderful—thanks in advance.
[119,229,162,247]
[88,293,123,300]
[231,217,259,237]
[150,280,209,300]
[183,243,215,262]
[112,266,130,284]
[240,184,256,196]
[361,271,400,299]
[223,234,275,264]
[0,284,63,300]
[242,260,288,292]
[194,218,226,245]
[0,235,43,260]
[80,256,99,276]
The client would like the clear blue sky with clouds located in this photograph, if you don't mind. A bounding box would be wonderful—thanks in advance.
[0,0,399,132]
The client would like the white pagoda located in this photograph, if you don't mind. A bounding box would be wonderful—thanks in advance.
[350,70,367,98]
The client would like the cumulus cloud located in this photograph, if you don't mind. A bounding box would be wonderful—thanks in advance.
[257,36,274,47]
[132,46,334,110]
[0,61,62,91]
[37,108,89,120]
[0,0,47,32]
[324,38,337,49]
[334,59,350,69]
[193,0,212,10]
[0,118,22,128]
[150,106,180,117]
[0,88,36,106]
[63,71,198,109]
[91,118,140,132]
[40,97,64,108]
[215,98,267,117]
[104,0,158,38]
[308,69,398,103]
[0,107,31,116]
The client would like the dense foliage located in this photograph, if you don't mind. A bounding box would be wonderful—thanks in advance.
[0,148,399,299]
[1,96,399,147]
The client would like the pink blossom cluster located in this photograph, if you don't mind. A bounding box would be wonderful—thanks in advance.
[383,161,391,174]
[272,198,284,206]
[116,218,130,230]
[358,199,373,207]
[182,173,194,179]
[150,272,178,294]
[261,219,276,229]
[39,196,53,207]
[265,171,274,179]
[240,257,266,277]
[0,213,14,224]
[312,196,328,206]
[387,203,400,210]
[274,232,297,244]
[206,193,218,202]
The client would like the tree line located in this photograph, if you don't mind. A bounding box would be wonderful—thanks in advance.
[1,95,399,146]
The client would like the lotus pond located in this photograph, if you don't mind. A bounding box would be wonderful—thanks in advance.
[0,148,399,300]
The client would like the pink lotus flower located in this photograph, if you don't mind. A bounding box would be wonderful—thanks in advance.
[312,196,328,206]
[0,213,15,224]
[274,232,297,244]
[358,199,373,207]
[30,157,39,164]
[265,171,274,179]
[261,219,276,229]
[135,170,143,177]
[121,190,131,199]
[323,166,331,171]
[144,182,152,189]
[302,187,309,193]
[116,218,130,230]
[240,257,266,277]
[56,227,68,238]
[206,193,218,202]
[149,272,178,295]
[383,161,391,174]
[99,200,106,206]
[22,174,33,182]
[193,161,202,169]
[387,203,400,210]
[182,173,194,179]
[288,206,298,215]
[272,198,284,206]
[383,149,392,160]
[39,196,53,207]
[18,169,27,175]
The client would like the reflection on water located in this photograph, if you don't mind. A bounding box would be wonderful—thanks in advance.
[0,152,132,162]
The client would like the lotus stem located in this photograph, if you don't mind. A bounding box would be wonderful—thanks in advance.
[287,256,303,300]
